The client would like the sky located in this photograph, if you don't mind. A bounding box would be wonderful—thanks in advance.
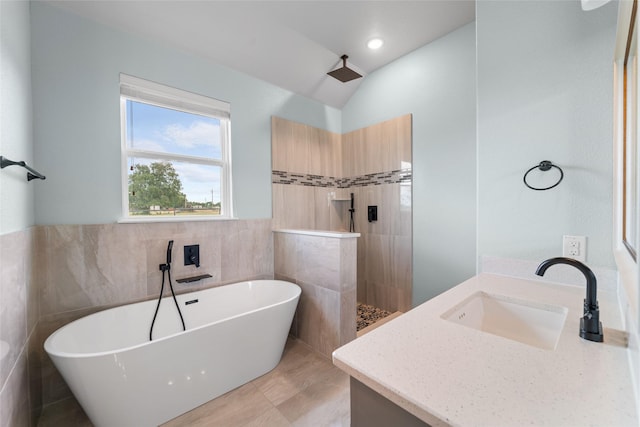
[126,100,223,204]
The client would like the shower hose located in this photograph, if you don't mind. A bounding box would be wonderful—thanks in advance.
[149,241,186,341]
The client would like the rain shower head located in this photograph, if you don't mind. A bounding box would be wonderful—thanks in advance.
[327,55,362,83]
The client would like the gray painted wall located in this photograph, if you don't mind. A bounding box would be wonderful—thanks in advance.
[30,2,341,224]
[1,0,34,234]
[342,23,477,306]
[477,0,617,269]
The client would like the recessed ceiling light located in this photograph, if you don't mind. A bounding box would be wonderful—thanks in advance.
[367,38,384,50]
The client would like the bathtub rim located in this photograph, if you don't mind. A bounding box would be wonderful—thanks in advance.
[44,279,301,359]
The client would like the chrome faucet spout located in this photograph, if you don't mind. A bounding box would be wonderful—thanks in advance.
[535,257,603,342]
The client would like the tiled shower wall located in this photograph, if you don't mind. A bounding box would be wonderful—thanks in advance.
[272,115,412,312]
[2,219,273,421]
[274,230,357,357]
[271,117,345,231]
[343,117,412,313]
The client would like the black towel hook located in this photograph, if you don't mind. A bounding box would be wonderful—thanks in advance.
[523,160,563,191]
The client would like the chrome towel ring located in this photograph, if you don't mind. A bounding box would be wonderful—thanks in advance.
[523,160,563,191]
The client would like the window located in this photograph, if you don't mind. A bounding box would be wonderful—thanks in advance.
[120,74,232,220]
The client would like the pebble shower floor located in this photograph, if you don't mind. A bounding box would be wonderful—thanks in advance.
[357,303,392,331]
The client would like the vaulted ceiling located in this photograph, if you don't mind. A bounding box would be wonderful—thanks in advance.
[47,1,475,108]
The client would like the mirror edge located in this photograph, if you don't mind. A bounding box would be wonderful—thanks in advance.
[613,0,640,329]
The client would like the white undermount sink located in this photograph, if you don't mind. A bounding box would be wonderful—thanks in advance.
[441,291,568,350]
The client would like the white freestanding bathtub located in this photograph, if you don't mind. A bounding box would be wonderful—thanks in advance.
[44,280,301,427]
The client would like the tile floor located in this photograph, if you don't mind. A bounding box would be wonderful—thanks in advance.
[37,337,350,427]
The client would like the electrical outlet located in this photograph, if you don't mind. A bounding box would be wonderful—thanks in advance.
[562,235,586,262]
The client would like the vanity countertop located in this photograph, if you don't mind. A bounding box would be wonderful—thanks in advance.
[332,273,638,426]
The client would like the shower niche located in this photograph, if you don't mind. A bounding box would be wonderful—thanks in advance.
[271,115,412,314]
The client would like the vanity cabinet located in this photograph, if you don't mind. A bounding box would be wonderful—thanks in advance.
[350,378,428,427]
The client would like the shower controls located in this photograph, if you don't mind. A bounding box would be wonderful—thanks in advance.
[184,245,200,268]
[368,206,377,222]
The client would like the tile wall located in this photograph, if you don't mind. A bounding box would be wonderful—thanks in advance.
[0,228,39,427]
[272,115,412,312]
[343,117,412,312]
[271,117,345,231]
[3,219,274,422]
[274,230,357,357]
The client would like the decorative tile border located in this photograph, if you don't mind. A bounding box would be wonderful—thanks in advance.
[272,169,411,188]
[272,171,336,187]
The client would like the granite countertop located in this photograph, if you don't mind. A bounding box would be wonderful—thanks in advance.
[332,273,638,426]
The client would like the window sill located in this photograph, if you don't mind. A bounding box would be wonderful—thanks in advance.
[118,216,238,224]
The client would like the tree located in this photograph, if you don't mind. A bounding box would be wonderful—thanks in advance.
[128,161,186,212]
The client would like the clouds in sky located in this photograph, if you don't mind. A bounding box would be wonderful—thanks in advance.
[162,121,221,153]
[173,162,221,203]
[129,138,167,153]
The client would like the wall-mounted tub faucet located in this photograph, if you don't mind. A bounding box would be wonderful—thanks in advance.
[535,257,603,342]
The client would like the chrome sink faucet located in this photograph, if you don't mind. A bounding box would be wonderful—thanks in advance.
[535,257,603,342]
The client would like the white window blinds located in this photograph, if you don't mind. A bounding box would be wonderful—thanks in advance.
[120,73,230,119]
